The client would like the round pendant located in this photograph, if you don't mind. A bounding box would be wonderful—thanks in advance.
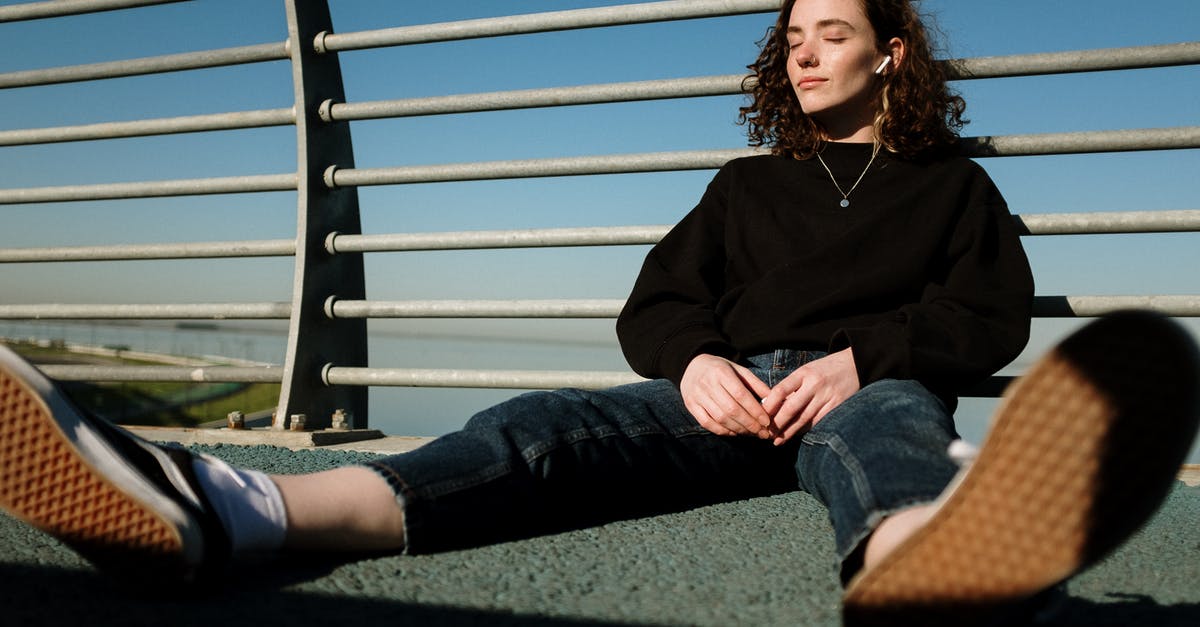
[839,199,850,208]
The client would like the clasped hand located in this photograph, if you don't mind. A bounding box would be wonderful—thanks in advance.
[679,348,860,446]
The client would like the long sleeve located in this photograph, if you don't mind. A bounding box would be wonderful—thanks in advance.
[829,187,1034,400]
[616,169,737,385]
[615,150,1034,403]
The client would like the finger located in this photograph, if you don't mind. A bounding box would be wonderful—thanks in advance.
[760,372,804,416]
[731,363,773,401]
[776,395,841,445]
[713,383,771,437]
[775,403,821,445]
[722,378,773,431]
[685,399,736,436]
[771,384,815,434]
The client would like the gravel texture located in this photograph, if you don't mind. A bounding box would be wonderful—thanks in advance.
[1,444,1197,626]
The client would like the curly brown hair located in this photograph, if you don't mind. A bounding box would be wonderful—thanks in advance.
[738,0,966,160]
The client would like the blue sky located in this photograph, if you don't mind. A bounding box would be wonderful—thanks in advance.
[1,1,1198,440]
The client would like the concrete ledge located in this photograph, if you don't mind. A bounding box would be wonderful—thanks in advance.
[124,425,417,451]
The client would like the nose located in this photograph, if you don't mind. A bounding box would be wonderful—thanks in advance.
[793,47,816,68]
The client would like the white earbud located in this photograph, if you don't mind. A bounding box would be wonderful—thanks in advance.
[874,55,892,75]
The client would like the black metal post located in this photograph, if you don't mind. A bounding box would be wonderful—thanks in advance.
[276,0,367,429]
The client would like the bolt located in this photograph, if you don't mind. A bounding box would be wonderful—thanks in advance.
[289,414,307,432]
[227,411,246,430]
[331,408,351,430]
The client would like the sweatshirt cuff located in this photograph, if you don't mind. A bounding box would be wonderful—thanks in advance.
[657,326,737,386]
[830,324,907,387]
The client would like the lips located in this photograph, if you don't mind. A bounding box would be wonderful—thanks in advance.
[796,76,827,89]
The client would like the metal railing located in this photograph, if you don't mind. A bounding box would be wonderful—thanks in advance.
[1,0,1197,431]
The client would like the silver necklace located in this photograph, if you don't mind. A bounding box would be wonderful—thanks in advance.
[815,142,880,208]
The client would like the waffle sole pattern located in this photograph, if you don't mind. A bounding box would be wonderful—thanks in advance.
[842,311,1200,625]
[0,367,185,564]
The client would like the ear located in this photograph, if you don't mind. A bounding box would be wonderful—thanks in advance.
[885,36,906,71]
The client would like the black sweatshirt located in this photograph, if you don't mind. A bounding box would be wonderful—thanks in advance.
[616,143,1034,409]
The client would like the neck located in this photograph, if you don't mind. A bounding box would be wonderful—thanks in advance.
[822,122,876,144]
[814,107,878,144]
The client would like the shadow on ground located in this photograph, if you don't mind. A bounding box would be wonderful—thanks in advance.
[2,561,1199,627]
[2,445,1197,626]
[0,563,624,627]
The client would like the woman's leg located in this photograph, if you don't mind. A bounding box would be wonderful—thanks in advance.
[272,467,406,552]
[360,379,799,554]
[788,378,961,583]
[0,342,795,580]
[841,312,1200,625]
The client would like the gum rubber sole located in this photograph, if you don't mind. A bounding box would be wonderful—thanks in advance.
[0,366,184,561]
[842,312,1200,625]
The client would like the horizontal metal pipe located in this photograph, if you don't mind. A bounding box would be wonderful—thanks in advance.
[322,366,1009,397]
[0,0,183,22]
[0,239,296,263]
[0,302,292,320]
[327,226,670,253]
[324,43,1199,122]
[325,295,1200,320]
[316,0,781,52]
[1032,295,1200,317]
[0,173,297,204]
[323,366,646,390]
[327,299,625,319]
[326,209,1200,255]
[325,128,1200,188]
[945,42,1200,79]
[962,127,1200,157]
[0,108,296,146]
[326,149,757,187]
[37,365,283,383]
[0,42,288,89]
[1015,210,1200,235]
[325,75,747,121]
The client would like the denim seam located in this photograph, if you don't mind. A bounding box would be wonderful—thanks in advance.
[515,418,702,469]
[419,460,517,498]
[841,496,939,564]
[801,432,874,519]
[363,461,418,555]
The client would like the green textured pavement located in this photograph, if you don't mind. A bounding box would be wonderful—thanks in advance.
[1,443,1198,627]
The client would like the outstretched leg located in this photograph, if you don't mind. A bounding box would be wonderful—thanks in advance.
[0,345,797,579]
[272,467,405,552]
[843,311,1200,625]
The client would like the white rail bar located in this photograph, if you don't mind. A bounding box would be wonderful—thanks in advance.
[0,303,292,319]
[0,42,289,89]
[323,366,645,390]
[36,365,283,383]
[321,44,1200,122]
[0,0,184,22]
[326,299,624,319]
[316,0,782,52]
[321,296,1200,320]
[323,128,1200,189]
[0,108,296,146]
[0,173,298,204]
[324,210,1200,254]
[0,239,296,263]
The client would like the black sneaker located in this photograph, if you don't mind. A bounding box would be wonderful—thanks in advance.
[843,310,1200,625]
[0,344,230,585]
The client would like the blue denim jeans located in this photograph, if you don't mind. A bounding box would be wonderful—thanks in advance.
[365,350,961,579]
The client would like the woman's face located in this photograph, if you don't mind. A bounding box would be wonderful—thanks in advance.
[784,0,895,138]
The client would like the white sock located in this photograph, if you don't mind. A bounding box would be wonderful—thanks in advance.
[190,453,288,556]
